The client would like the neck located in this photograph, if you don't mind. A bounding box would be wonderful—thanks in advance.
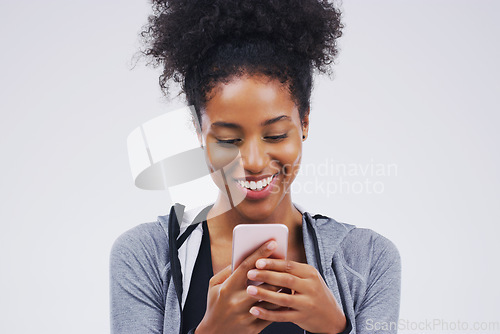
[206,193,304,245]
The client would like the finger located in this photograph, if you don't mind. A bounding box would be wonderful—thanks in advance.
[256,283,282,293]
[232,239,278,285]
[255,300,285,311]
[247,269,305,292]
[255,259,313,279]
[249,283,283,308]
[249,306,300,323]
[246,284,303,309]
[208,264,232,287]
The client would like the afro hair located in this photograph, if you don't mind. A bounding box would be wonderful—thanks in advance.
[140,0,343,123]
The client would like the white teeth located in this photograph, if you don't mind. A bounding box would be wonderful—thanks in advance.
[237,173,277,191]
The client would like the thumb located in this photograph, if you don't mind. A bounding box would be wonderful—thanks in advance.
[209,265,232,287]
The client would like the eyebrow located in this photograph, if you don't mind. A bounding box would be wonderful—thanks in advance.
[211,115,291,129]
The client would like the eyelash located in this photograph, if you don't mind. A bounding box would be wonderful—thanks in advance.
[266,134,288,142]
[216,134,288,145]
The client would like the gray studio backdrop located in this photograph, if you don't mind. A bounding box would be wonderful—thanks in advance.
[1,1,498,333]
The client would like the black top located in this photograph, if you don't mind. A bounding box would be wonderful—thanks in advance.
[182,220,304,334]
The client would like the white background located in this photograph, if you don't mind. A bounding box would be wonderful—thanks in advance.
[1,1,498,333]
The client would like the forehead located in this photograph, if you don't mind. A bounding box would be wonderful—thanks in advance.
[201,75,299,126]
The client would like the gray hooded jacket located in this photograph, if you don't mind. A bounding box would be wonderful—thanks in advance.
[110,203,401,334]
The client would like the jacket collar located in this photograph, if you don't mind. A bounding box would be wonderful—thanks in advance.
[174,201,355,268]
[179,201,307,230]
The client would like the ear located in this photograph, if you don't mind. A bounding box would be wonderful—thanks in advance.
[301,108,310,141]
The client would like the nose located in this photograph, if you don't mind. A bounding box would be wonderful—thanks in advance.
[240,137,268,174]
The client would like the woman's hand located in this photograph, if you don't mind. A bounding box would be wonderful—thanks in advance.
[245,259,347,334]
[195,240,281,334]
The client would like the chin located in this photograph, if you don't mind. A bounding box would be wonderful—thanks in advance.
[234,196,285,222]
[236,207,274,222]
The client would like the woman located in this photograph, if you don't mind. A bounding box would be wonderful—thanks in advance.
[110,1,401,333]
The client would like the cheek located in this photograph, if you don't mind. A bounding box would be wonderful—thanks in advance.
[274,139,302,179]
[205,143,244,188]
[205,142,240,171]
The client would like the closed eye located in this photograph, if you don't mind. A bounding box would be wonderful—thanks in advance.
[265,134,288,142]
[215,134,288,145]
[216,138,241,145]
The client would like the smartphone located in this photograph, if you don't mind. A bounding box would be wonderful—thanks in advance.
[232,224,288,285]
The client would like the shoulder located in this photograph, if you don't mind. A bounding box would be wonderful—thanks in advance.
[310,212,400,282]
[109,220,173,328]
[110,219,170,273]
[342,228,400,261]
[340,227,401,283]
[342,227,399,256]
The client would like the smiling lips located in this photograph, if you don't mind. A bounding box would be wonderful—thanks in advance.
[234,173,279,191]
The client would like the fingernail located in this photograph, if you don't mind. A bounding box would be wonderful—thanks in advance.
[247,285,258,295]
[247,269,258,279]
[256,259,266,269]
[267,241,276,250]
[249,307,260,316]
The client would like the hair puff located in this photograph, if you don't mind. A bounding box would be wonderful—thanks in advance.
[140,0,343,121]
